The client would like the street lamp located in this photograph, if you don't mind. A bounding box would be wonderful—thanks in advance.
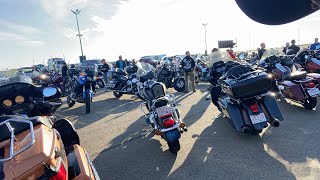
[71,9,85,61]
[202,23,208,55]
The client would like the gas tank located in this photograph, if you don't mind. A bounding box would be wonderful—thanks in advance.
[271,64,291,80]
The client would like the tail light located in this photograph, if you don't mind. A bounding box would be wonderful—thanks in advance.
[249,103,259,113]
[49,163,67,180]
[306,83,316,88]
[163,118,175,128]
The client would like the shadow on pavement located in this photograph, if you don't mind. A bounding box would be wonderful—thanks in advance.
[93,116,178,180]
[58,92,141,129]
[168,115,296,179]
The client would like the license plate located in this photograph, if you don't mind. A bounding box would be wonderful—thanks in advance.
[250,113,267,124]
[156,106,172,118]
[308,88,320,97]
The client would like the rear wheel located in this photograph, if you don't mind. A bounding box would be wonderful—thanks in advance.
[173,78,185,92]
[113,91,123,98]
[168,140,180,154]
[302,97,317,110]
[85,91,91,113]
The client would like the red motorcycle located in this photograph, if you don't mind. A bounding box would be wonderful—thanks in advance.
[261,51,320,110]
[294,49,320,73]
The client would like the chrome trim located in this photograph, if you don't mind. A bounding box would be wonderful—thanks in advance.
[0,119,35,162]
[160,124,180,133]
[85,151,101,180]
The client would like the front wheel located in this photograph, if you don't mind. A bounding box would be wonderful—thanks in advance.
[173,78,185,92]
[168,140,180,154]
[302,97,317,110]
[113,91,123,98]
[85,91,91,113]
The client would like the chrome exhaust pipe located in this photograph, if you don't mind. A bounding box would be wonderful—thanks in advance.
[241,126,250,134]
[270,119,280,127]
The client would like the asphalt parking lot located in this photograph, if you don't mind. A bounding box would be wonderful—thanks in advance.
[57,84,320,180]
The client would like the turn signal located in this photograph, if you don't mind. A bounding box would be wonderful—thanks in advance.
[179,122,186,128]
[155,130,161,136]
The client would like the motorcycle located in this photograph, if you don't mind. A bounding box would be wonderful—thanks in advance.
[0,75,100,179]
[106,65,141,99]
[67,68,96,113]
[51,72,71,97]
[207,51,284,135]
[96,71,105,89]
[157,62,185,92]
[261,49,320,110]
[293,48,320,73]
[137,62,187,153]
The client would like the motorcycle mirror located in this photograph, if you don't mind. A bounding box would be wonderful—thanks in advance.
[304,55,309,60]
[238,54,245,60]
[42,87,61,101]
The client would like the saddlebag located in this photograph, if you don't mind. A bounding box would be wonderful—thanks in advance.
[222,72,272,99]
[280,81,305,101]
[67,145,96,180]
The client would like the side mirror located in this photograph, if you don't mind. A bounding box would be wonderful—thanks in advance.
[238,54,245,60]
[43,87,61,101]
[304,55,309,60]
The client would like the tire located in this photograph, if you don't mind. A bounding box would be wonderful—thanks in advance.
[67,96,75,108]
[85,91,91,113]
[302,97,317,110]
[168,140,180,154]
[97,79,105,88]
[173,78,185,92]
[113,91,123,98]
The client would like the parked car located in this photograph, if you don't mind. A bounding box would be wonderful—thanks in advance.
[18,67,34,77]
[81,59,103,70]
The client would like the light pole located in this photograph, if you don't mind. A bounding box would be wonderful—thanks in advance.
[202,23,208,55]
[71,9,84,60]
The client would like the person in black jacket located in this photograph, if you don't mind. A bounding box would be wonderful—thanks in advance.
[287,40,300,55]
[257,43,266,60]
[181,51,196,93]
[101,59,110,89]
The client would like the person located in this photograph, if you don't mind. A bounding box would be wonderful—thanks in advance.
[61,62,68,82]
[115,55,126,70]
[211,48,219,53]
[310,38,320,50]
[124,59,129,66]
[257,43,266,60]
[282,42,290,54]
[181,51,196,93]
[287,39,300,55]
[101,59,110,89]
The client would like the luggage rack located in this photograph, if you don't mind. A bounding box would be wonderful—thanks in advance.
[0,119,35,162]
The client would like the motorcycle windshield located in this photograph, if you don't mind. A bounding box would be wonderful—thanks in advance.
[296,48,310,57]
[0,75,33,87]
[136,62,155,78]
[260,49,284,61]
[204,51,233,68]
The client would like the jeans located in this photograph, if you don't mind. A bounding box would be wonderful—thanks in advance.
[103,73,109,89]
[184,71,196,92]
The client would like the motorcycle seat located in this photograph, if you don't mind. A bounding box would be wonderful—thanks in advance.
[285,71,307,81]
[0,116,52,142]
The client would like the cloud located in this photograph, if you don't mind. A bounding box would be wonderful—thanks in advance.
[0,19,41,34]
[0,31,45,47]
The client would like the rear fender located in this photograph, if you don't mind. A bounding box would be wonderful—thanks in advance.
[163,129,180,142]
[219,99,245,132]
[242,101,267,131]
[261,95,284,121]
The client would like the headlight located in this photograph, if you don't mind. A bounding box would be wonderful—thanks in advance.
[15,96,25,104]
[40,74,47,79]
[3,99,12,107]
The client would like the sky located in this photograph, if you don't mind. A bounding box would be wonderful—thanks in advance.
[1,0,320,69]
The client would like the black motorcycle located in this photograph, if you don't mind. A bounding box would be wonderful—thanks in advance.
[208,53,284,135]
[106,65,142,99]
[157,64,185,92]
[67,68,96,113]
[137,62,187,153]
